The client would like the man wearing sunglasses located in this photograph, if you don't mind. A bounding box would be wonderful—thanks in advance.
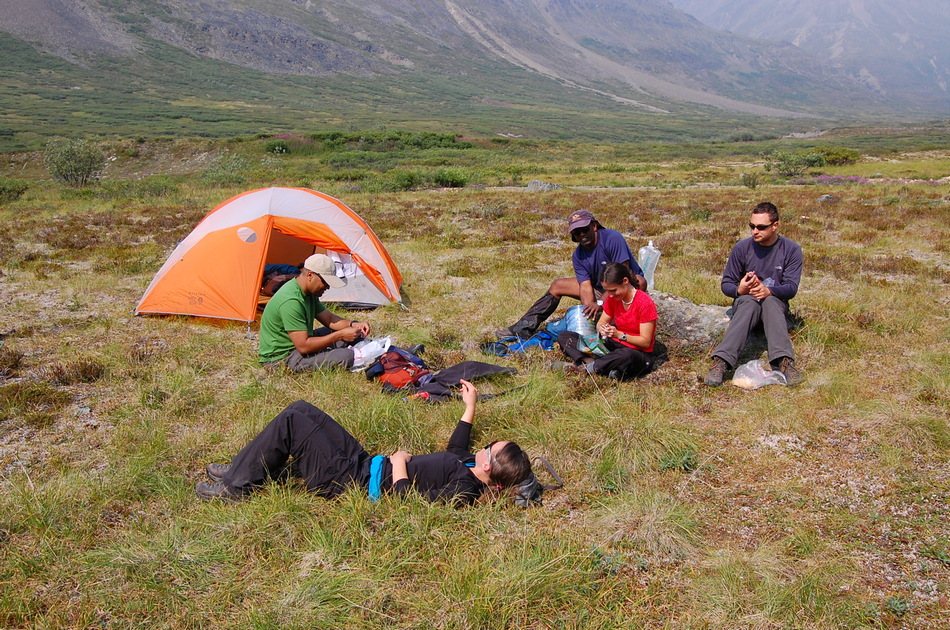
[496,209,646,340]
[704,202,803,386]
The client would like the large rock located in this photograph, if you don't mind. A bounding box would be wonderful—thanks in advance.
[525,180,561,192]
[650,291,729,348]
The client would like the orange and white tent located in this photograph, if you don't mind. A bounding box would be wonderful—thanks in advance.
[135,187,403,322]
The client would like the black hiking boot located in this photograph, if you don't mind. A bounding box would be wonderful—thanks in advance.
[195,481,244,502]
[503,292,562,340]
[206,462,231,482]
[704,357,728,386]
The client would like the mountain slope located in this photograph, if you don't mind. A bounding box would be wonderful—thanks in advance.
[0,0,928,146]
[669,0,950,109]
[0,0,877,113]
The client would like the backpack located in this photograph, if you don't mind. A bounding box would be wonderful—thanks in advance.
[513,456,564,507]
[376,350,431,390]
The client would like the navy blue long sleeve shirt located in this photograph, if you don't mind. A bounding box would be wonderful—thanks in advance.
[721,235,803,303]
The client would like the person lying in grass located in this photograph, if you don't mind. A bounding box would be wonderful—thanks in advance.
[554,262,659,380]
[196,380,532,505]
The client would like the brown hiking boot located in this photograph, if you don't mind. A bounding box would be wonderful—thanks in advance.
[779,357,803,387]
[704,357,728,386]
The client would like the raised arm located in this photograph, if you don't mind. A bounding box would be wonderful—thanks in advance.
[446,380,478,456]
[459,380,477,425]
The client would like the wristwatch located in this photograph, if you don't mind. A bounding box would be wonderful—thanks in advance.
[620,333,628,342]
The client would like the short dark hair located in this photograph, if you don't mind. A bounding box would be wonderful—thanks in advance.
[489,442,532,488]
[601,261,635,286]
[752,202,779,223]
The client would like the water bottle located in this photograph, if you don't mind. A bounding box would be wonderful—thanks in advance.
[638,240,661,292]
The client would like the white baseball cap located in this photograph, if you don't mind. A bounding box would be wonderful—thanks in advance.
[303,254,346,288]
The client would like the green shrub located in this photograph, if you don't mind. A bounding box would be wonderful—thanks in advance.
[383,169,422,191]
[764,151,826,177]
[739,172,760,189]
[0,177,28,204]
[264,139,290,154]
[43,139,105,187]
[811,145,861,165]
[432,168,469,188]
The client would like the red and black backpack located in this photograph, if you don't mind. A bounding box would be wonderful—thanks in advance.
[374,350,431,389]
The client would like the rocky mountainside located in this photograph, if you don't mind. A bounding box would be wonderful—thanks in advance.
[669,0,950,110]
[0,0,887,118]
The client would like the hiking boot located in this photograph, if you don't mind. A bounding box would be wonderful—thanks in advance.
[778,357,803,387]
[704,357,728,386]
[504,292,562,340]
[206,462,231,482]
[406,343,425,356]
[195,481,243,502]
[550,361,571,371]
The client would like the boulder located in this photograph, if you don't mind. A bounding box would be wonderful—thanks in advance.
[525,180,561,192]
[650,291,730,348]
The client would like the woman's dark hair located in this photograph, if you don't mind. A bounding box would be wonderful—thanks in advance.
[489,442,532,488]
[601,261,635,286]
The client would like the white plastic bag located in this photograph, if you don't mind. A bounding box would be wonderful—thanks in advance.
[350,335,392,370]
[731,359,787,389]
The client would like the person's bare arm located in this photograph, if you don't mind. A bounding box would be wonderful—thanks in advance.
[579,280,599,318]
[287,328,355,354]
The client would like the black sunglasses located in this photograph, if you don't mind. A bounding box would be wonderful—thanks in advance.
[749,222,774,231]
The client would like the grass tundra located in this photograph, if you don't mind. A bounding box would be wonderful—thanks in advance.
[0,134,947,628]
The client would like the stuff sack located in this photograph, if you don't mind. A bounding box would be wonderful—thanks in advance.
[731,359,787,390]
[513,456,564,508]
[376,350,431,390]
[480,331,555,357]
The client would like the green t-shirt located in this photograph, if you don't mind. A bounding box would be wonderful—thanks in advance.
[258,279,327,363]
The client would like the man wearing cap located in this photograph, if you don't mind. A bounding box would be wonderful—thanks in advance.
[258,253,370,371]
[496,210,646,340]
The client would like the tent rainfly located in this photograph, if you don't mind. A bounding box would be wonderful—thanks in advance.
[135,187,403,322]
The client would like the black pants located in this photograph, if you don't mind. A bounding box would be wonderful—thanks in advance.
[557,331,654,379]
[222,400,370,498]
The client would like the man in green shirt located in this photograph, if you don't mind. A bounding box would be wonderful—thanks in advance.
[259,253,370,371]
